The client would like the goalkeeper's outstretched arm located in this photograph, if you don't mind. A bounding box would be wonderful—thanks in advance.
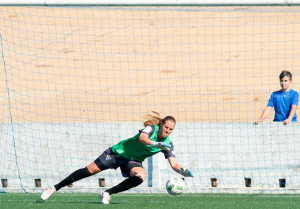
[168,157,193,177]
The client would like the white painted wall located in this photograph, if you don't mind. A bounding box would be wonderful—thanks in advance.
[0,122,299,193]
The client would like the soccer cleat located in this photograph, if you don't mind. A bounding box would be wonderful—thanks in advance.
[100,191,111,204]
[41,185,56,200]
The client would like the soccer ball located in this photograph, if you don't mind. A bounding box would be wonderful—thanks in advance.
[166,176,185,195]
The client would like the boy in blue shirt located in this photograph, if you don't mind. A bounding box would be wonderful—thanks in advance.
[254,70,299,125]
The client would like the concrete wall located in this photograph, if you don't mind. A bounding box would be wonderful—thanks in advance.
[0,122,299,193]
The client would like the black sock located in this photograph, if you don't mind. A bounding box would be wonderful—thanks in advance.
[105,176,143,195]
[54,167,92,191]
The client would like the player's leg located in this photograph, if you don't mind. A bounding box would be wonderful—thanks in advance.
[41,147,114,201]
[55,162,100,191]
[103,161,145,197]
[101,166,145,204]
[41,162,100,200]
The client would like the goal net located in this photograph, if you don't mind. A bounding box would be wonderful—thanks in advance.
[0,5,299,193]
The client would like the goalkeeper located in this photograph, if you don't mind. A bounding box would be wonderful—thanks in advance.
[41,111,193,204]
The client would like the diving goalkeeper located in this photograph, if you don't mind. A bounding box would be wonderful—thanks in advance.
[41,111,193,204]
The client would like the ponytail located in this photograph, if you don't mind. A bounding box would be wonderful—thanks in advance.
[143,111,176,127]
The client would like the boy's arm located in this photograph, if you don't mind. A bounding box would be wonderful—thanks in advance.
[284,92,299,125]
[254,106,272,125]
[283,104,298,125]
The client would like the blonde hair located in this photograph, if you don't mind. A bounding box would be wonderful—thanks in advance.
[143,111,176,127]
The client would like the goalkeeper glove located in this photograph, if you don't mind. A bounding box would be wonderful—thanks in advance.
[150,141,171,151]
[179,168,193,177]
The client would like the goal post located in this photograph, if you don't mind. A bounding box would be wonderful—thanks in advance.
[0,2,300,194]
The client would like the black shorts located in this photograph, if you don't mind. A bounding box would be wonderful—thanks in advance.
[94,147,143,177]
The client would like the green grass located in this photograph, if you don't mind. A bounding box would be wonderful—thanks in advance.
[0,193,299,209]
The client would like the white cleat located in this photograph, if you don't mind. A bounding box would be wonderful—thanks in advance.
[100,191,111,204]
[41,185,56,200]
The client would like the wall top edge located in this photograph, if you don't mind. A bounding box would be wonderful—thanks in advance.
[0,0,300,6]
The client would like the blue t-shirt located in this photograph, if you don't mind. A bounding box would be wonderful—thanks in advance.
[267,89,299,122]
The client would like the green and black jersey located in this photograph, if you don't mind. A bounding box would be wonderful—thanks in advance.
[111,125,175,162]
